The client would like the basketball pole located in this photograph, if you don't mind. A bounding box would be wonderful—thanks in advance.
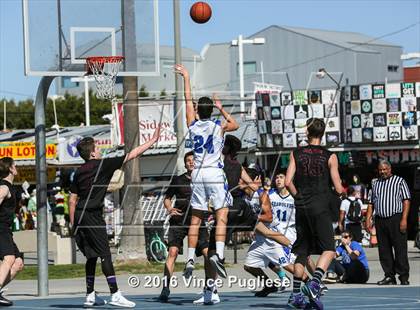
[35,76,55,297]
[173,0,186,175]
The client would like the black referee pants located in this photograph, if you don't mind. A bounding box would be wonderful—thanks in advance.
[375,213,409,281]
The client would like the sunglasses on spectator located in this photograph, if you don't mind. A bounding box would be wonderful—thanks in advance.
[342,235,350,239]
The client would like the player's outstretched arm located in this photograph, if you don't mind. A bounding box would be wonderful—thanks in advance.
[257,191,272,223]
[213,94,239,132]
[174,64,195,127]
[240,168,259,192]
[255,192,291,246]
[124,125,161,163]
[285,152,298,196]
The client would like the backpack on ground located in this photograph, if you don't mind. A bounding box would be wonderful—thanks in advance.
[346,198,363,222]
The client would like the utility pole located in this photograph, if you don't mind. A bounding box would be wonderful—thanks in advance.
[3,100,6,131]
[231,35,265,116]
[119,0,144,259]
[173,0,185,175]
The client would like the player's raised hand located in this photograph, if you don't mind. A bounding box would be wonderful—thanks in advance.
[174,64,189,78]
[212,94,223,110]
[152,123,162,142]
[263,177,271,191]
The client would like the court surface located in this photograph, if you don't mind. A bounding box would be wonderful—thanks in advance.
[10,286,420,309]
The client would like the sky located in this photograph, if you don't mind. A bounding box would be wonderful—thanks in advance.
[0,0,419,101]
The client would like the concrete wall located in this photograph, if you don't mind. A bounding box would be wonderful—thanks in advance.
[14,230,75,265]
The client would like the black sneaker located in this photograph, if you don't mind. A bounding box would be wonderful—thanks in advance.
[209,254,227,278]
[320,282,328,295]
[158,287,170,302]
[183,259,195,280]
[254,285,278,297]
[0,291,13,307]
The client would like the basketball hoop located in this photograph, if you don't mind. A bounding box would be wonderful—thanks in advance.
[86,56,124,100]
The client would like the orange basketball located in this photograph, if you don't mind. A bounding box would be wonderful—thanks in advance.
[190,2,212,24]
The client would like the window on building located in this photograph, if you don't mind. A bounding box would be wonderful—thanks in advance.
[237,61,257,76]
[61,77,79,88]
[162,60,175,68]
[142,59,156,65]
[387,65,399,73]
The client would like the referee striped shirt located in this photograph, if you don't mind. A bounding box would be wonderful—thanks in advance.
[370,175,411,218]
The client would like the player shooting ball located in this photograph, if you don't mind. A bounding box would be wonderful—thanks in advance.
[174,64,239,279]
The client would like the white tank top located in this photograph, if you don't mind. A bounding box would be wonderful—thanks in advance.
[189,119,224,169]
[268,189,296,238]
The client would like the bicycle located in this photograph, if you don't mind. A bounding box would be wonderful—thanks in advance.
[149,231,168,263]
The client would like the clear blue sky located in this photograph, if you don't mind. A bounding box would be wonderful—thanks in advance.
[1,0,419,101]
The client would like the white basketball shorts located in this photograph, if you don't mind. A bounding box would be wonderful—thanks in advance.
[190,167,233,211]
[245,238,296,268]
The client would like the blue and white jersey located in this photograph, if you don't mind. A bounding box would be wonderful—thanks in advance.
[268,189,296,241]
[189,119,224,169]
[244,189,264,215]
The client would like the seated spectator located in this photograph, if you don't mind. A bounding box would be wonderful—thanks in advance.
[325,230,369,284]
[339,186,364,242]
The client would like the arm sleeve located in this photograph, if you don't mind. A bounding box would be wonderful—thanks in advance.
[369,187,375,204]
[336,246,344,256]
[400,179,411,200]
[101,156,125,176]
[164,177,177,199]
[69,172,78,194]
[351,241,363,252]
[188,120,197,129]
[213,119,222,126]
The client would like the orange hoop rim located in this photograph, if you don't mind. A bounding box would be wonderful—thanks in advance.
[86,56,124,65]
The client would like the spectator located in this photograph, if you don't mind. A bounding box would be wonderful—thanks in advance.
[339,186,364,242]
[325,230,369,284]
[27,189,37,228]
[54,187,65,226]
[351,174,367,202]
[63,189,70,223]
[366,160,411,285]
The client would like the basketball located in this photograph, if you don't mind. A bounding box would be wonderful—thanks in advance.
[190,2,212,24]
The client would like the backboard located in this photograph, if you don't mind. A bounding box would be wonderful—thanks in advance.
[22,0,160,77]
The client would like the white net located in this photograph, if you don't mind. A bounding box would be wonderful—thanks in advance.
[86,56,124,100]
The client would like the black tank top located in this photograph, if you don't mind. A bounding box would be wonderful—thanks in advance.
[0,179,16,229]
[293,145,332,212]
[223,156,242,198]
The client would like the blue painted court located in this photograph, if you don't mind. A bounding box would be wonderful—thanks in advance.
[10,287,420,309]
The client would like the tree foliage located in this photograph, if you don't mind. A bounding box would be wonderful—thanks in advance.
[0,91,112,130]
[138,84,149,98]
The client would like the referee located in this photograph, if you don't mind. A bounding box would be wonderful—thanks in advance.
[366,160,411,285]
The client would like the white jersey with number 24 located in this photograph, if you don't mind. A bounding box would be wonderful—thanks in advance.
[189,119,224,169]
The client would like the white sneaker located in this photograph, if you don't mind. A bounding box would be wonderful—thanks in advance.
[83,291,106,307]
[193,288,220,305]
[109,290,135,308]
